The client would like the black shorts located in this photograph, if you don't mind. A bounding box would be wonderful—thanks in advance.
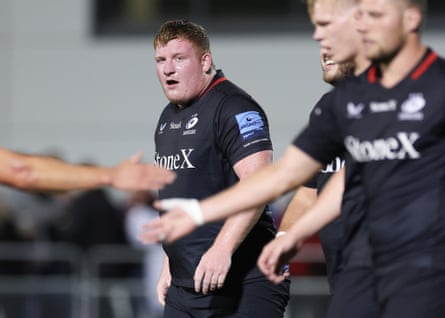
[163,277,290,318]
[326,266,378,318]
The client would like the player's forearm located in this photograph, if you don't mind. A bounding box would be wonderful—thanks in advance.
[287,170,344,244]
[212,207,264,254]
[13,155,111,191]
[200,146,321,224]
[278,186,318,232]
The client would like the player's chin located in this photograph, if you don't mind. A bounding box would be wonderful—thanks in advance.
[323,71,336,83]
[165,93,188,106]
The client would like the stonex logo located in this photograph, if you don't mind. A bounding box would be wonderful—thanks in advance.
[345,132,420,162]
[154,149,195,170]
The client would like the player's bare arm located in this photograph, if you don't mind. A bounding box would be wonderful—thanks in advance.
[198,145,322,223]
[140,145,322,244]
[0,147,175,191]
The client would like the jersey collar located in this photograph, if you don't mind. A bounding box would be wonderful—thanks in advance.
[367,48,438,84]
[198,70,227,99]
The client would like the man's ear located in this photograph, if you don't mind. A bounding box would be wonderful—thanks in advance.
[201,53,212,73]
[404,6,422,33]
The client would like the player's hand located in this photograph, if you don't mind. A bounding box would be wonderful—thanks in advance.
[194,246,231,294]
[257,234,299,284]
[157,266,171,306]
[111,152,176,191]
[139,201,199,244]
[273,234,291,280]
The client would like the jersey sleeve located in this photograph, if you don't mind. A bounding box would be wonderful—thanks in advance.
[214,95,273,165]
[293,90,345,165]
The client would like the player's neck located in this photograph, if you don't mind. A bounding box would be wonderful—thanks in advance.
[177,71,216,109]
[354,53,370,76]
[196,70,216,98]
[378,38,426,89]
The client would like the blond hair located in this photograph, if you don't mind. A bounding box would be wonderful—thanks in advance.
[307,0,357,19]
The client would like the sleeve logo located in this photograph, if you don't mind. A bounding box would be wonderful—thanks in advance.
[235,111,266,140]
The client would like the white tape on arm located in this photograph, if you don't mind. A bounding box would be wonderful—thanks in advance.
[159,198,204,226]
[275,231,287,238]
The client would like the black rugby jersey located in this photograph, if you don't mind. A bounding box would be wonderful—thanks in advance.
[154,70,276,287]
[295,48,445,267]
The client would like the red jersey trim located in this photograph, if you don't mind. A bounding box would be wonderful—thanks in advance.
[367,51,438,83]
[200,77,227,98]
[367,65,378,83]
[411,51,438,80]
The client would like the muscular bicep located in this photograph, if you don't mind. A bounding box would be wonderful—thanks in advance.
[233,150,272,180]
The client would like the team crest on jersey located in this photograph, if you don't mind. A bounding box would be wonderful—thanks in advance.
[235,111,266,141]
[183,113,198,135]
[398,93,425,121]
[346,102,365,118]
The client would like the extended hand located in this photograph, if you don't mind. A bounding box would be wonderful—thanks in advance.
[139,200,200,244]
[111,152,175,191]
[257,234,299,284]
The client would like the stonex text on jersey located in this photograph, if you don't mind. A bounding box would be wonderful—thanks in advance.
[154,149,195,170]
[345,132,420,162]
[343,92,425,162]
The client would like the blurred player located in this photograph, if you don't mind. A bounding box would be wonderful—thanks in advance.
[272,1,377,317]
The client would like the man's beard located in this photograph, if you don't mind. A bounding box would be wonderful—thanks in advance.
[324,61,356,85]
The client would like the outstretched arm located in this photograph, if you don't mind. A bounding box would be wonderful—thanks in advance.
[0,147,175,191]
[198,145,321,222]
[257,168,345,284]
[140,145,322,243]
